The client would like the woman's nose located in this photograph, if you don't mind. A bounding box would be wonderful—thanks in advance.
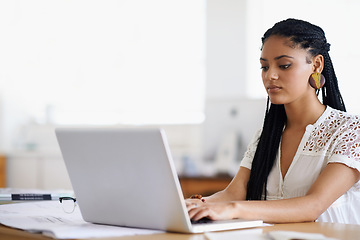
[265,67,279,80]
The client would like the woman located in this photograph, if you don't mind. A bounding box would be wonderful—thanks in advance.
[186,19,360,224]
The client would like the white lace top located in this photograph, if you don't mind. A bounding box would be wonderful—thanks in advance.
[240,106,360,224]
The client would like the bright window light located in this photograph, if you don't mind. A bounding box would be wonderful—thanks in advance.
[0,0,206,125]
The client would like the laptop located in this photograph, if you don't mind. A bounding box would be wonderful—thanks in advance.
[55,128,263,233]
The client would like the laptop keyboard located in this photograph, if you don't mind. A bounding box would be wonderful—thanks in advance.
[191,218,213,224]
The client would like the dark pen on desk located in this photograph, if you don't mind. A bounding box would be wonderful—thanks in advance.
[0,193,60,201]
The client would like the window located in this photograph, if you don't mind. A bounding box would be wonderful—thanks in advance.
[0,0,206,125]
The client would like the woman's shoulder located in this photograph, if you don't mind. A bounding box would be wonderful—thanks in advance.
[322,106,360,128]
[304,106,360,155]
[311,106,360,172]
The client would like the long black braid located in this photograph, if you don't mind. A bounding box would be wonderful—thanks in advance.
[246,19,346,200]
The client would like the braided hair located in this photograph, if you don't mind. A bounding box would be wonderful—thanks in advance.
[246,19,346,200]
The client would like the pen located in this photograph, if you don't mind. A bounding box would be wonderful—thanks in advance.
[0,193,60,201]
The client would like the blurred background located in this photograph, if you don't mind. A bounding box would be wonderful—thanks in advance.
[0,0,359,191]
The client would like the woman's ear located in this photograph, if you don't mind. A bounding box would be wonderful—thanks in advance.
[313,54,324,73]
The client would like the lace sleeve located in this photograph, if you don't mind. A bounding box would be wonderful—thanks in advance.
[239,129,262,170]
[329,117,360,172]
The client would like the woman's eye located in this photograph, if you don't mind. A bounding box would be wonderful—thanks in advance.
[260,66,269,71]
[280,64,291,69]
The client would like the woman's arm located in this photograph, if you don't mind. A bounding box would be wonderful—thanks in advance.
[185,167,250,207]
[205,166,251,202]
[188,163,360,223]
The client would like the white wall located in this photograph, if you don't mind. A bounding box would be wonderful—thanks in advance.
[206,0,247,99]
[203,1,265,175]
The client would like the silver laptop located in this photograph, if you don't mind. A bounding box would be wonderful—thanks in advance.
[55,128,263,233]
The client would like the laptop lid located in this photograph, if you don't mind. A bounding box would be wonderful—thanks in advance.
[55,128,262,233]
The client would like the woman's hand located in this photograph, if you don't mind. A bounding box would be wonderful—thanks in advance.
[184,167,250,222]
[186,198,237,221]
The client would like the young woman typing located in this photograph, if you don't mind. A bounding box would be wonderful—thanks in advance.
[186,19,360,224]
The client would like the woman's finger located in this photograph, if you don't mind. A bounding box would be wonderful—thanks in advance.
[190,207,213,221]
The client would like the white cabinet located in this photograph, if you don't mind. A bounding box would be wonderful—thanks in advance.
[7,151,73,190]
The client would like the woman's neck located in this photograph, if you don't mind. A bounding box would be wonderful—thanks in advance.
[284,98,326,130]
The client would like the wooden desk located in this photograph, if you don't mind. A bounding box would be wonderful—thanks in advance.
[1,222,360,240]
[179,175,232,198]
[0,155,6,188]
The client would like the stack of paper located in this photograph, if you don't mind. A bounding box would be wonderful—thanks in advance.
[0,200,163,239]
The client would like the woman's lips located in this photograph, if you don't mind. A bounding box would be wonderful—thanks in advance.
[267,85,281,93]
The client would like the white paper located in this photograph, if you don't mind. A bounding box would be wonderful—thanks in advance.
[266,231,339,240]
[0,201,163,239]
[205,229,339,240]
[205,228,266,240]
